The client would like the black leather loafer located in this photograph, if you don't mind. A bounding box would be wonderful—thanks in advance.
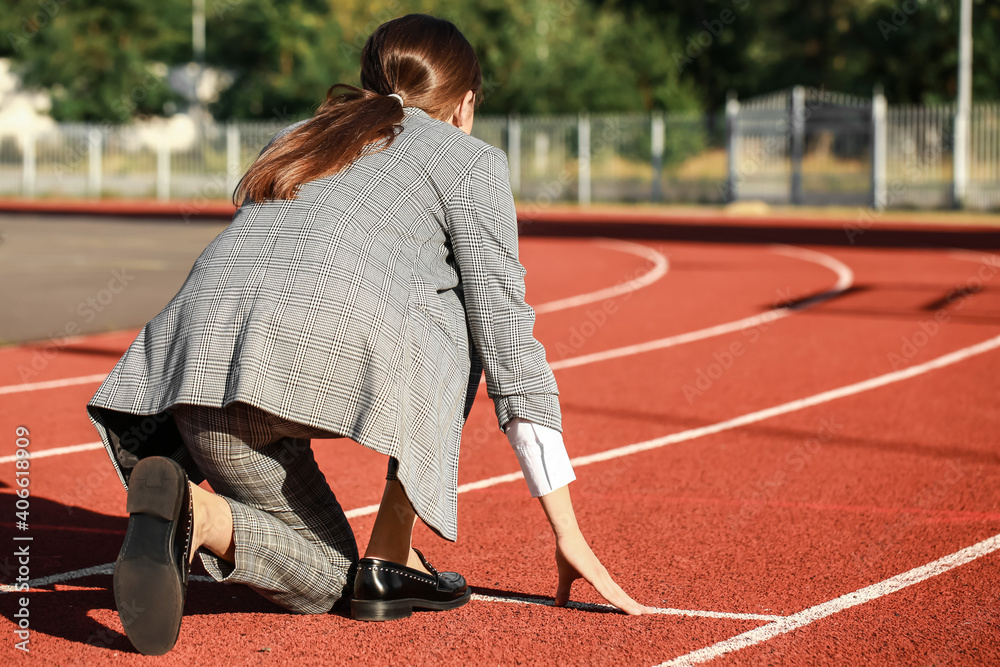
[352,549,471,621]
[113,456,193,655]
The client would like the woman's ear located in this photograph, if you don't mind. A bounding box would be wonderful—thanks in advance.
[450,90,476,134]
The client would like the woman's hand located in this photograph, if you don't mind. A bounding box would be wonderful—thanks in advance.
[538,485,647,615]
[554,529,647,614]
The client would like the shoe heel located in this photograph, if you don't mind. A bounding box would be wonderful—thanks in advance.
[126,457,186,519]
[351,598,414,622]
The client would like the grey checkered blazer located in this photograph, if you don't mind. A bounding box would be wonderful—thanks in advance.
[87,107,561,541]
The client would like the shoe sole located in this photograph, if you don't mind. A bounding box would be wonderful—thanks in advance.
[113,457,187,656]
[351,589,472,622]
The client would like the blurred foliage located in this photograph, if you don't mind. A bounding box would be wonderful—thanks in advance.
[423,0,701,114]
[607,0,1000,109]
[206,1,345,120]
[2,0,188,121]
[1,0,997,122]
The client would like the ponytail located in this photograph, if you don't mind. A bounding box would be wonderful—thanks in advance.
[235,14,481,204]
[234,85,405,204]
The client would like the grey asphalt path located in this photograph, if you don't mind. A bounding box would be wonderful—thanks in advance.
[0,213,229,345]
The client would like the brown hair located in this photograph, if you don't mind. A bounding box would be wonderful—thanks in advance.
[235,14,482,204]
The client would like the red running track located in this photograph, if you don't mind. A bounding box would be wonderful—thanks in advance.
[1,236,999,665]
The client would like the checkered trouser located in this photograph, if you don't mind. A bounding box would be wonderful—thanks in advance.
[173,402,361,614]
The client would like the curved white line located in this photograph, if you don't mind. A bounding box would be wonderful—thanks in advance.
[0,241,668,398]
[550,245,854,371]
[533,239,669,314]
[0,245,854,465]
[4,248,857,469]
[769,244,854,293]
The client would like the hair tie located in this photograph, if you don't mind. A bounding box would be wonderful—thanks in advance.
[387,93,404,106]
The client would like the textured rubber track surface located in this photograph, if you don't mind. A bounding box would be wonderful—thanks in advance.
[1,235,999,665]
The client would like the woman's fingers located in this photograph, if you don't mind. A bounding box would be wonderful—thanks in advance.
[590,573,646,615]
[554,537,646,615]
[554,545,580,607]
[581,559,643,614]
[554,574,573,607]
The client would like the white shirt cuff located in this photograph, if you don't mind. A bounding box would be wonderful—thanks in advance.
[504,418,576,497]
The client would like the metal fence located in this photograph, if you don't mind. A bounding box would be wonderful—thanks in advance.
[728,87,1000,210]
[0,121,282,202]
[473,112,726,205]
[0,91,998,210]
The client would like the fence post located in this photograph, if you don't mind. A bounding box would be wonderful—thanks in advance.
[22,133,36,198]
[651,112,665,202]
[507,114,521,197]
[725,92,740,202]
[88,126,103,198]
[577,113,591,206]
[790,86,805,205]
[226,123,240,199]
[156,137,171,201]
[953,0,972,208]
[871,86,887,210]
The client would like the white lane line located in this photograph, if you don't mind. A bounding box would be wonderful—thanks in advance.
[0,244,845,398]
[551,309,785,371]
[0,441,103,465]
[0,373,109,396]
[534,239,669,314]
[0,561,782,623]
[659,531,1000,666]
[551,245,853,371]
[569,333,1000,468]
[347,334,1000,523]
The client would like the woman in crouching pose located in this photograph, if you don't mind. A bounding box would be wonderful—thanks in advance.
[87,13,646,656]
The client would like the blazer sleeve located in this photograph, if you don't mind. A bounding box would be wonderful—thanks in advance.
[445,146,562,433]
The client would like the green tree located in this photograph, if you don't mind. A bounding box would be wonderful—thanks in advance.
[2,0,189,121]
[357,0,700,113]
[205,0,348,120]
[603,0,1000,107]
[4,0,996,122]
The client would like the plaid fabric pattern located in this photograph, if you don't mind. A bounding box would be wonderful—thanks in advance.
[87,107,560,541]
[173,402,357,614]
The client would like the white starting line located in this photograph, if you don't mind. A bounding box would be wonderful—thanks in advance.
[0,562,784,623]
